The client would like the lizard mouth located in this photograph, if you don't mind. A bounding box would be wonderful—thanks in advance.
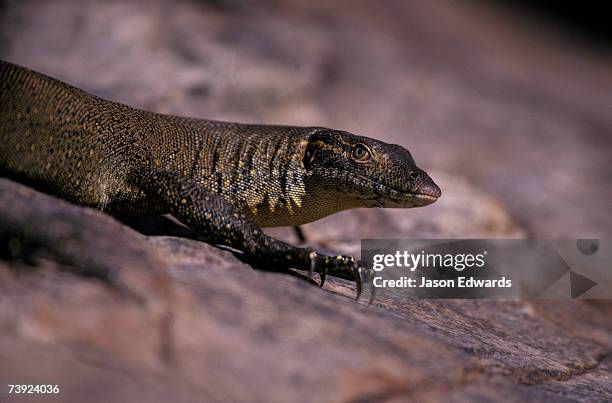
[349,172,440,206]
[315,168,440,208]
[368,178,439,208]
[409,193,439,206]
[381,188,439,207]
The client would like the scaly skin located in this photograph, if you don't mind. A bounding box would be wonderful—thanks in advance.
[0,60,441,299]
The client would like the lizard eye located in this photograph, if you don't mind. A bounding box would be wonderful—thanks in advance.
[351,144,371,162]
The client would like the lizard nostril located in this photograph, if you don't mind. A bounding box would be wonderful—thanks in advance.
[408,171,419,181]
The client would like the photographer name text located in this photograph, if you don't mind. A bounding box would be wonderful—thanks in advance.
[370,250,512,289]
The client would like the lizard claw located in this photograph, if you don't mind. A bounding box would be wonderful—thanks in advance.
[352,261,376,303]
[319,267,327,288]
[309,251,326,287]
[354,266,363,300]
[354,262,377,303]
[332,254,363,300]
[366,267,376,304]
[309,251,317,279]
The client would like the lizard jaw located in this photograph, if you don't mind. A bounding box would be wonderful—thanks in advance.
[410,193,439,207]
[367,175,440,207]
[313,168,440,208]
[377,192,439,208]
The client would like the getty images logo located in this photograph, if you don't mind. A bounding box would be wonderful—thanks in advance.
[372,250,488,272]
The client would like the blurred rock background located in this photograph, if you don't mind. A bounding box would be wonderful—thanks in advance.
[2,0,612,239]
[1,1,611,402]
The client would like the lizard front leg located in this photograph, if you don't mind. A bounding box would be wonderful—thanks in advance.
[135,169,371,299]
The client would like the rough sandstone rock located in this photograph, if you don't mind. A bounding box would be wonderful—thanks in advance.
[1,0,611,401]
[1,179,611,402]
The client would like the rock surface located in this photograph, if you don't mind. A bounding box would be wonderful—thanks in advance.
[1,179,611,402]
[1,0,611,402]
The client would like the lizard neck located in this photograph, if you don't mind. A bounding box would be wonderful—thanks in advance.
[190,124,314,227]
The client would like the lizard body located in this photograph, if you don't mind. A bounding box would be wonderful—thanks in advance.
[0,60,440,293]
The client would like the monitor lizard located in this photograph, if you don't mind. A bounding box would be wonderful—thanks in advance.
[0,60,441,300]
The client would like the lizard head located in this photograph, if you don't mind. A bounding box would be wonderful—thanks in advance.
[302,128,441,209]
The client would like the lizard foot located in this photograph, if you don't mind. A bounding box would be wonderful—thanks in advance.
[309,252,376,303]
